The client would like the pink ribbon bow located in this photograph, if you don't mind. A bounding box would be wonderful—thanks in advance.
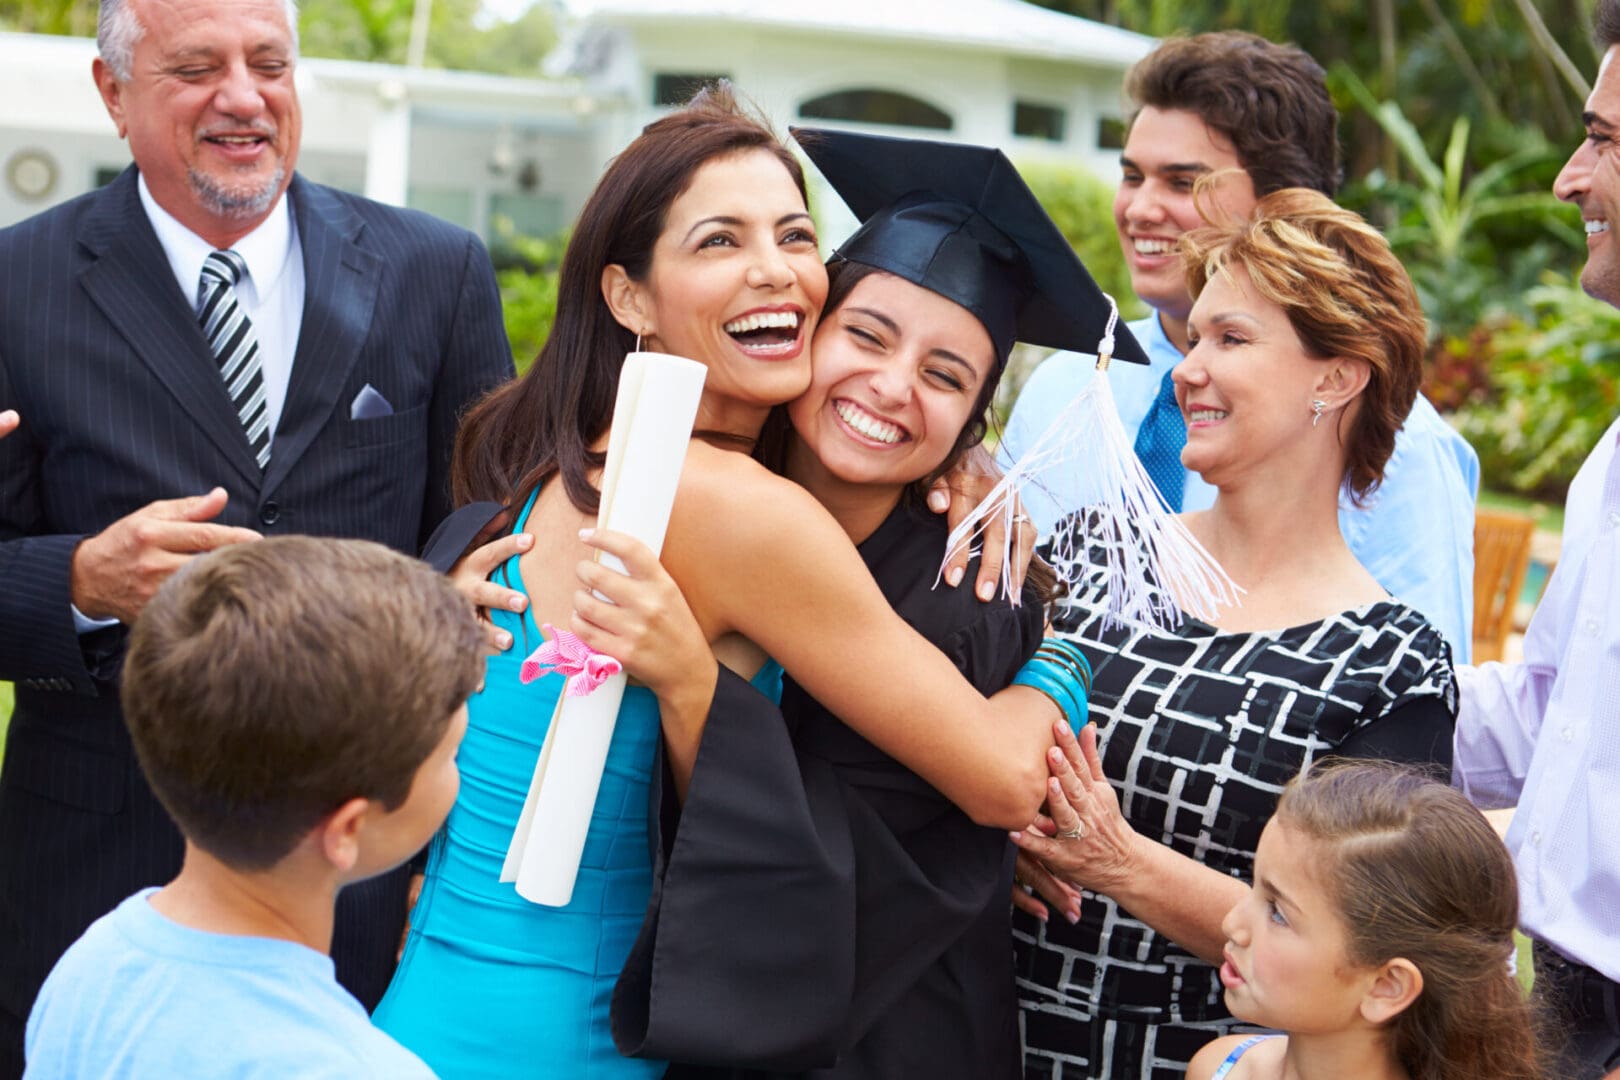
[519,624,623,697]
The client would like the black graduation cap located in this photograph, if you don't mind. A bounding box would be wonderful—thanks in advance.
[791,126,1148,367]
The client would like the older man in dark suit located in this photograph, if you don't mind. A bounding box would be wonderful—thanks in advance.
[0,0,514,1069]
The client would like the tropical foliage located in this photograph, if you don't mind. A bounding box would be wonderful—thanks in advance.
[1032,0,1602,502]
[0,1,557,77]
[1335,68,1579,340]
[297,0,556,76]
[1456,276,1620,498]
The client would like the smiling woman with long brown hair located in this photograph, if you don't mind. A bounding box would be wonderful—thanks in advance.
[372,89,1086,1079]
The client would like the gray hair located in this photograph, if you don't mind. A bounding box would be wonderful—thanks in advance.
[98,0,301,82]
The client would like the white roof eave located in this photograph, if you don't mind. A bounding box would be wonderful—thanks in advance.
[564,0,1155,68]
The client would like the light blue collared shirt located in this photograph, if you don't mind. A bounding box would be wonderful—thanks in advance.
[1454,418,1620,980]
[1002,311,1481,661]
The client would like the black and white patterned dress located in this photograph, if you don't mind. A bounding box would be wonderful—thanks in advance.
[1014,522,1457,1080]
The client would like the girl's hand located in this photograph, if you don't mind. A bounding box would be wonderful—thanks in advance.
[571,529,715,703]
[1011,850,1084,924]
[574,529,718,799]
[446,510,530,653]
[1011,722,1140,900]
[929,444,1037,602]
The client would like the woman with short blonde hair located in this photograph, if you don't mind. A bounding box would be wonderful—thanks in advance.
[1012,188,1457,1080]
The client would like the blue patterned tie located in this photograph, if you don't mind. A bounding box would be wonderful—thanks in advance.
[197,250,271,468]
[1133,367,1186,511]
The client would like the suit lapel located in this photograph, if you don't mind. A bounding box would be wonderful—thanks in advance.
[263,177,382,495]
[76,168,263,488]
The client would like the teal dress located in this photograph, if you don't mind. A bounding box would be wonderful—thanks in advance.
[376,489,783,1078]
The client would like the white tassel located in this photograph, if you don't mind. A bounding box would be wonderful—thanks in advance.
[939,297,1242,629]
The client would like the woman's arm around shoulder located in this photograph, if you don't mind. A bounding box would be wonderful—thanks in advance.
[661,442,1058,828]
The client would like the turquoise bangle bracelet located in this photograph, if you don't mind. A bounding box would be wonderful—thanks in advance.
[1012,639,1092,734]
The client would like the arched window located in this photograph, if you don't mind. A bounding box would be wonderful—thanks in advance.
[798,89,953,131]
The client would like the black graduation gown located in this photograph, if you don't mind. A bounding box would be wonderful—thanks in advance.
[612,502,1045,1079]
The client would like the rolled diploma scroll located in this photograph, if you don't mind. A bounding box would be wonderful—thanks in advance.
[500,351,708,905]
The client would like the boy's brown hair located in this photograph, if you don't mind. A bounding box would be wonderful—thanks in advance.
[1125,31,1342,198]
[122,536,484,870]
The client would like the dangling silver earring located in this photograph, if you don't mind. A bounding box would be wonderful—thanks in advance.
[1311,398,1327,428]
[634,332,643,353]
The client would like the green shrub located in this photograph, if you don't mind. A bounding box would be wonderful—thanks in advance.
[1017,162,1143,323]
[998,162,1147,428]
[493,229,566,376]
[1333,69,1578,343]
[1457,274,1620,501]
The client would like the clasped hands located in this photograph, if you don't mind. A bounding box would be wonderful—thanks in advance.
[1009,720,1139,925]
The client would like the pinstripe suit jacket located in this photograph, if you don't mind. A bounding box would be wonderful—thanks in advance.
[0,167,514,1053]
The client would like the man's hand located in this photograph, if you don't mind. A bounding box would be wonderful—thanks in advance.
[447,510,530,653]
[398,871,425,963]
[927,444,1037,601]
[0,409,17,440]
[69,488,262,623]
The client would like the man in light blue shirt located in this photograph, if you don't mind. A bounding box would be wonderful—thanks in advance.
[1003,32,1479,660]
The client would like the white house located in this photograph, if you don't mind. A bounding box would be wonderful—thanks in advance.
[0,1,1151,244]
[0,32,603,241]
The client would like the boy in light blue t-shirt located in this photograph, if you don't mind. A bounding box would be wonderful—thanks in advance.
[24,537,484,1079]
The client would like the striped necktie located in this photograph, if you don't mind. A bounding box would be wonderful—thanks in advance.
[197,250,271,468]
[1132,366,1187,512]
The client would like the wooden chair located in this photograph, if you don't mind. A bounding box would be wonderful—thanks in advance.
[1472,509,1537,664]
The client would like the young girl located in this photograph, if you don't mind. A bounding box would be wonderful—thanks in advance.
[1189,762,1541,1080]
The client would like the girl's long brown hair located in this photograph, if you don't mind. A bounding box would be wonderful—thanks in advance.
[1276,763,1545,1080]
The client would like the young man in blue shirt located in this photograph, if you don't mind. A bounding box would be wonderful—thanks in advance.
[1003,31,1479,660]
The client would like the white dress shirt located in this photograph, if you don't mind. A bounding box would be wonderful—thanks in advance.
[137,174,304,439]
[74,180,307,633]
[1001,311,1481,661]
[1455,417,1620,981]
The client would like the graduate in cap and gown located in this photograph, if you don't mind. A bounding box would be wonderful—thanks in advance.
[601,127,1151,1079]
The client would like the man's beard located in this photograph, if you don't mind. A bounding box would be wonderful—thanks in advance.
[189,164,285,220]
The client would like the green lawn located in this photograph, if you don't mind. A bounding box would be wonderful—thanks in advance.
[1479,487,1565,536]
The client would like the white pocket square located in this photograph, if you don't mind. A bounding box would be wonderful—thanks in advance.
[350,383,393,420]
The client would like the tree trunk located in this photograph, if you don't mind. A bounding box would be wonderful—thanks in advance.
[1375,0,1399,179]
